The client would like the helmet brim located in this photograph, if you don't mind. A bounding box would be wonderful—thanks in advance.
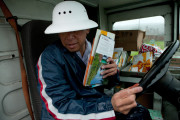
[45,20,98,34]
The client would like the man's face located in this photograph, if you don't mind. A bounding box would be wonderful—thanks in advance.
[59,30,89,54]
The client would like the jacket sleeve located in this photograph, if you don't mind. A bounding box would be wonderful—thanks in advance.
[36,49,116,120]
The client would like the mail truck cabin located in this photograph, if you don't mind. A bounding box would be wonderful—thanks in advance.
[0,0,180,120]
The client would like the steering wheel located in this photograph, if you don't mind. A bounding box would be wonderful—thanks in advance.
[135,40,180,119]
[136,40,179,96]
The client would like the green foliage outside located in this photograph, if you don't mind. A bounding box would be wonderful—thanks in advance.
[144,40,164,50]
[130,51,139,56]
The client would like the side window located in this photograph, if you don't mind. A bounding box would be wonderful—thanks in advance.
[177,7,180,58]
[112,16,165,50]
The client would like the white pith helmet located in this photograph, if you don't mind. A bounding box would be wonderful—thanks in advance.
[45,1,98,34]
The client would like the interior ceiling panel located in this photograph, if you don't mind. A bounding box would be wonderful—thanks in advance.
[99,0,142,8]
[79,0,171,9]
[38,0,171,9]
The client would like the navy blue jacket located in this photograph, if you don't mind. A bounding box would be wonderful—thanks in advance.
[36,41,120,120]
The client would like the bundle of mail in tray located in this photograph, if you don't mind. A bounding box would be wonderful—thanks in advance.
[129,42,164,72]
[129,52,153,72]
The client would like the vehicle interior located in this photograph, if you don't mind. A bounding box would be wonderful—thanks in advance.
[0,0,180,120]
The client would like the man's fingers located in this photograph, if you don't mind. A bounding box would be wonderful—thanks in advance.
[101,68,117,78]
[115,87,143,99]
[111,92,137,114]
[129,86,143,94]
[129,83,139,89]
[116,100,137,114]
[102,62,117,69]
[107,57,115,64]
[113,94,136,106]
[100,57,117,78]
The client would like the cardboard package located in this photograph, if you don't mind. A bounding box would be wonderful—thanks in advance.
[112,30,145,51]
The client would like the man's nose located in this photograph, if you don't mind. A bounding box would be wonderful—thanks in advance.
[67,32,75,40]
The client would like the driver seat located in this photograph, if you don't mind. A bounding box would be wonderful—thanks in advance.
[21,20,59,119]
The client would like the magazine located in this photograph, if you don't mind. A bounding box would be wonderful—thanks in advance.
[83,29,115,87]
[119,51,128,68]
[113,48,123,68]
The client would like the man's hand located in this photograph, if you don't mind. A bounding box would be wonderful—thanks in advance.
[100,57,117,78]
[111,86,143,115]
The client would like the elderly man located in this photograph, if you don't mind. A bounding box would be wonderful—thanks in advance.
[36,1,151,120]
